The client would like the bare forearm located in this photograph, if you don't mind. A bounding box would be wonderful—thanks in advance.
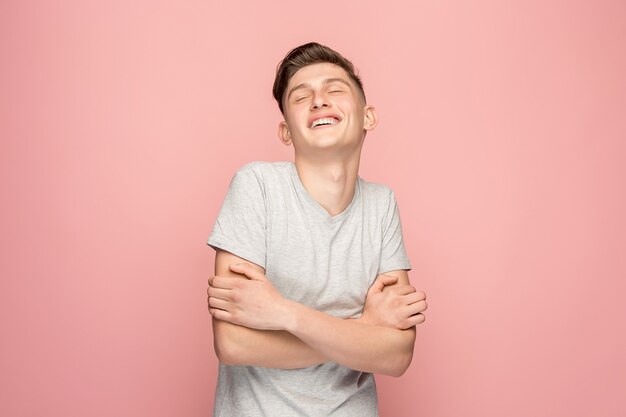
[213,318,328,368]
[283,301,416,376]
[210,251,421,374]
[214,311,413,375]
[212,250,328,368]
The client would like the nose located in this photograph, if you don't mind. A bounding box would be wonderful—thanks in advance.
[310,91,330,110]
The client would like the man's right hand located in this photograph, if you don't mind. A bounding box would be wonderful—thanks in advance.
[360,273,427,330]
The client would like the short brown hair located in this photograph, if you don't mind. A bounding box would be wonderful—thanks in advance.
[272,42,366,114]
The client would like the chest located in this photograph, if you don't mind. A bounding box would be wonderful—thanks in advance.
[264,202,384,318]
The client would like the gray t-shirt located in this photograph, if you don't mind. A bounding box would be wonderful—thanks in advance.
[208,161,411,417]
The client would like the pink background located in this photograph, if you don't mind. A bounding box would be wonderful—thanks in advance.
[2,1,625,416]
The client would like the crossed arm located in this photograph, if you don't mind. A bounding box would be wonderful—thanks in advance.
[208,249,427,377]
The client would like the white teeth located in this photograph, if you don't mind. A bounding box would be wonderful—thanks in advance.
[311,118,338,128]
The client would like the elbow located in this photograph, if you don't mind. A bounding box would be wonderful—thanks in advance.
[383,349,414,377]
[214,338,239,365]
[212,320,245,365]
[381,329,416,377]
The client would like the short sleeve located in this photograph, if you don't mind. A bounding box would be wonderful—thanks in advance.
[378,191,412,274]
[207,165,267,268]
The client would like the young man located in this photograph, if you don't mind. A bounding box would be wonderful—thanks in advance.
[207,42,427,417]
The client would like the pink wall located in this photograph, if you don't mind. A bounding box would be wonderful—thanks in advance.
[1,1,625,416]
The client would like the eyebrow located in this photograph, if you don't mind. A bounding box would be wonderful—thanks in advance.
[287,78,352,100]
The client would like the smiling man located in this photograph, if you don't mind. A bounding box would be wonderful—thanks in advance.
[207,42,427,417]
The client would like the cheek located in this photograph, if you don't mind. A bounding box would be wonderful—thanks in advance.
[285,107,306,123]
[337,98,361,113]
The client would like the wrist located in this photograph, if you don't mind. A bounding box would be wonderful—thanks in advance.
[279,299,301,332]
[357,311,375,326]
[282,300,308,336]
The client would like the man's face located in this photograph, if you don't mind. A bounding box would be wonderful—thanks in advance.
[278,62,377,155]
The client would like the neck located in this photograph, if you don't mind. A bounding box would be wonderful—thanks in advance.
[294,153,361,217]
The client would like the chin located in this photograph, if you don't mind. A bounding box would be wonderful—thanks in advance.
[309,136,343,148]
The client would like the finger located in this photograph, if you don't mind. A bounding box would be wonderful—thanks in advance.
[414,313,426,325]
[399,289,426,299]
[391,285,417,296]
[229,263,266,281]
[403,292,426,305]
[368,276,386,293]
[207,286,232,301]
[404,300,428,316]
[369,275,397,294]
[381,275,399,286]
[208,296,231,311]
[402,313,425,328]
[210,276,239,290]
[209,308,233,322]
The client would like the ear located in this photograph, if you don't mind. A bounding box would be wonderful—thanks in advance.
[277,120,292,146]
[363,105,378,132]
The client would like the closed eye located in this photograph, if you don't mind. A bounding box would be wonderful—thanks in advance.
[294,96,308,103]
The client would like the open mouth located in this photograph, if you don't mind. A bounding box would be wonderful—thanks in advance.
[310,117,341,129]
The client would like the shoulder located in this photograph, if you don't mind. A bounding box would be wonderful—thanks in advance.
[230,161,292,186]
[357,177,402,227]
[358,177,397,206]
[234,161,292,179]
